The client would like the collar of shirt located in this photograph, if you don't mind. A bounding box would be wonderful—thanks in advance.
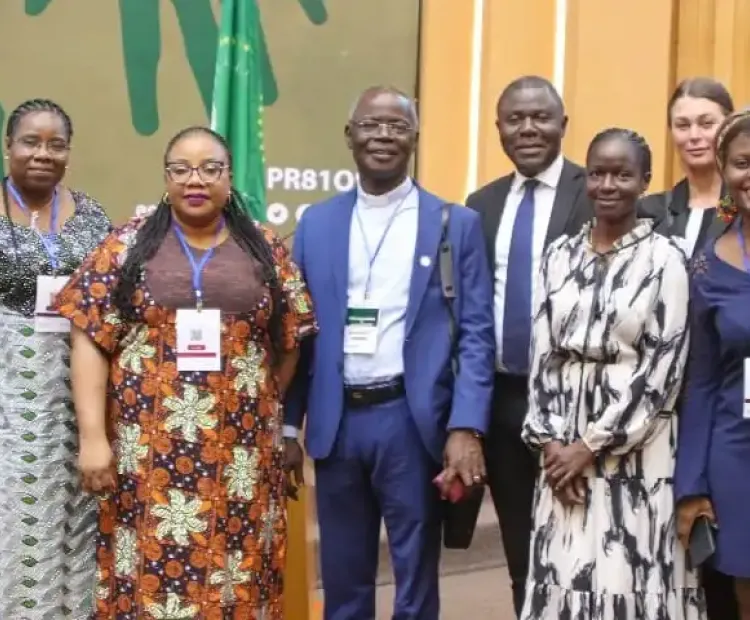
[356,176,415,209]
[510,154,564,194]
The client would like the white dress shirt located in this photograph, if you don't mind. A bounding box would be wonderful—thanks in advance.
[494,155,564,371]
[681,208,705,257]
[283,178,418,438]
[343,177,418,384]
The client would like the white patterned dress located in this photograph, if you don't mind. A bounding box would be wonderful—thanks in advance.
[0,191,111,618]
[520,220,705,619]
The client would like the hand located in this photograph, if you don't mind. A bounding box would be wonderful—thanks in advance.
[442,430,486,492]
[552,476,587,507]
[545,440,595,490]
[78,435,115,494]
[543,440,565,463]
[283,438,305,501]
[676,496,715,549]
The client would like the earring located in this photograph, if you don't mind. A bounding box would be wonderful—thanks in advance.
[162,191,170,205]
[717,195,737,222]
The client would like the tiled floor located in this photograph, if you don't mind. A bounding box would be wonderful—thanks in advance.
[374,567,515,619]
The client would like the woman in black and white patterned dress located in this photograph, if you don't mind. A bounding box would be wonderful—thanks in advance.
[520,128,705,619]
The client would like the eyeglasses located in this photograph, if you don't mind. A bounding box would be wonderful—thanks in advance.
[165,161,228,185]
[351,120,414,137]
[14,135,70,155]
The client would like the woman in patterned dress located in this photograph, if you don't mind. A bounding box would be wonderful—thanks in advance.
[55,126,316,619]
[0,99,111,618]
[520,128,705,619]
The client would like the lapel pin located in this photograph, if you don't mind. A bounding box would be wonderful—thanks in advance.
[419,255,432,267]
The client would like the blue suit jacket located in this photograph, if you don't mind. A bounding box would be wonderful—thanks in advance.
[284,186,495,463]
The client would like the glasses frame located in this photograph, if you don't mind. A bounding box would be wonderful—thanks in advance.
[164,161,229,185]
[12,135,70,156]
[350,120,414,137]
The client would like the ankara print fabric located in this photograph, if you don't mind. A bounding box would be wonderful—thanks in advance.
[520,220,705,620]
[55,219,317,620]
[0,191,110,620]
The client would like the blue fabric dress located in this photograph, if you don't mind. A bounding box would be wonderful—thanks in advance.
[675,238,750,578]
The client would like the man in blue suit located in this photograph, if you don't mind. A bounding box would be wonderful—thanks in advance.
[284,86,495,620]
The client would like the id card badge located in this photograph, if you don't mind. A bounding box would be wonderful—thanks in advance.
[744,359,750,419]
[34,275,70,333]
[176,308,222,372]
[343,303,380,355]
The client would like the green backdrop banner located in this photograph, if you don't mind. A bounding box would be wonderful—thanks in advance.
[0,0,420,234]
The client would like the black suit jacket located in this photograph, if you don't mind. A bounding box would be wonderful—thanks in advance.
[638,178,730,256]
[466,158,594,275]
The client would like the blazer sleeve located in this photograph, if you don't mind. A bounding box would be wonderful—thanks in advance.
[675,268,720,501]
[447,210,496,434]
[638,193,666,220]
[465,189,480,211]
[283,214,313,429]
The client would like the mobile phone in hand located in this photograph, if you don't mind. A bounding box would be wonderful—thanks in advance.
[433,472,467,503]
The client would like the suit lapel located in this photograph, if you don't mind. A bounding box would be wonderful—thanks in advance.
[329,190,356,322]
[405,189,442,336]
[544,159,582,247]
[668,179,690,236]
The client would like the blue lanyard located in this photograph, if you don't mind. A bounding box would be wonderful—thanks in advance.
[7,180,60,271]
[173,218,226,309]
[738,219,750,274]
[355,188,413,298]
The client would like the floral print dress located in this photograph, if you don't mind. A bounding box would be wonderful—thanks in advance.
[55,219,316,620]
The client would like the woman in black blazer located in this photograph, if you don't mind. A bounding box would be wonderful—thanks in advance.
[640,78,733,257]
[641,77,737,620]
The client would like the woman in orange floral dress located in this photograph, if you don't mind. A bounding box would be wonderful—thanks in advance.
[54,126,316,619]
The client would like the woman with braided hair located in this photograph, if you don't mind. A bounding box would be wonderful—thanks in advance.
[0,98,111,617]
[676,108,750,620]
[54,126,316,618]
[520,128,704,618]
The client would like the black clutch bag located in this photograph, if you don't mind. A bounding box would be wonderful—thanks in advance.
[688,515,717,570]
[441,484,485,550]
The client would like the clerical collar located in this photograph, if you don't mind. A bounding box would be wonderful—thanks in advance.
[357,176,414,208]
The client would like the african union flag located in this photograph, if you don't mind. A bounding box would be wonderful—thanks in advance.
[210,0,266,222]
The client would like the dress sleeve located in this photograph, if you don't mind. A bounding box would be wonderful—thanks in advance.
[674,259,720,501]
[582,245,690,455]
[522,243,565,448]
[261,226,318,352]
[54,231,127,354]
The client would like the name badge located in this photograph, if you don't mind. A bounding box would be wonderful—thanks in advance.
[744,359,750,419]
[176,308,222,372]
[34,275,70,333]
[343,304,380,355]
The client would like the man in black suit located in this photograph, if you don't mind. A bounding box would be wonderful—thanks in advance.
[466,75,592,617]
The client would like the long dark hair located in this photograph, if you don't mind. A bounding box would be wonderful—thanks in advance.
[112,126,284,363]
